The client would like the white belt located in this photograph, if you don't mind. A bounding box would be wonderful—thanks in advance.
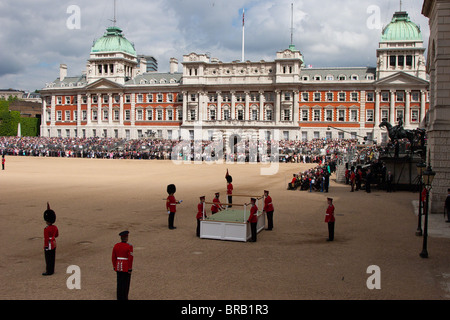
[117,257,128,260]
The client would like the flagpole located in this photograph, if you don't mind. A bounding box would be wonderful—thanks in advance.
[241,8,245,62]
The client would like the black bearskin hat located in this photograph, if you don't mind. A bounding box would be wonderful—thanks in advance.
[167,184,176,194]
[43,202,56,224]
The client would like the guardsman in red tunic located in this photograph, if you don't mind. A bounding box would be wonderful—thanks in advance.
[43,202,58,276]
[112,231,134,300]
[226,169,233,208]
[325,198,335,241]
[263,190,274,230]
[247,198,258,242]
[166,184,182,229]
[196,196,206,237]
[350,171,356,192]
[211,192,223,215]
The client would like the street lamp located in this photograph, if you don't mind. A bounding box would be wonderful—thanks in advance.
[415,161,426,236]
[419,158,436,259]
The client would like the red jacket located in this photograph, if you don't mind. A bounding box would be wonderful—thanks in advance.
[44,225,58,250]
[263,196,274,212]
[196,203,204,219]
[325,205,335,223]
[227,183,233,195]
[112,242,134,272]
[166,195,177,213]
[248,205,258,223]
[211,197,221,213]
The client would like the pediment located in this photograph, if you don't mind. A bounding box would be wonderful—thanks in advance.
[375,72,429,87]
[85,78,124,90]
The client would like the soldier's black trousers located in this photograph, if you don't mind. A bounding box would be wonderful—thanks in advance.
[328,222,335,241]
[116,271,131,300]
[44,249,56,275]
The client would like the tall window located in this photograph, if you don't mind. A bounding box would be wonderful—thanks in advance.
[366,110,374,122]
[406,55,413,67]
[411,110,419,123]
[301,110,308,121]
[283,109,290,121]
[390,55,396,67]
[209,109,216,120]
[237,109,244,120]
[313,109,320,121]
[338,110,345,122]
[223,109,230,120]
[251,109,258,121]
[350,110,358,122]
[136,109,143,121]
[381,110,388,122]
[325,110,333,121]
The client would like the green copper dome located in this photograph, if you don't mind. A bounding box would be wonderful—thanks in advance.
[381,11,422,42]
[91,26,136,56]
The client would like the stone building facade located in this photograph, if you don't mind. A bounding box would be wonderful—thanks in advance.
[40,10,429,146]
[422,0,450,214]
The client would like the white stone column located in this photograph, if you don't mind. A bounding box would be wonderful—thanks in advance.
[97,94,102,125]
[275,90,281,124]
[375,89,381,127]
[119,93,124,125]
[231,91,236,120]
[77,94,82,137]
[108,93,113,125]
[244,91,250,121]
[259,90,265,121]
[50,95,56,126]
[42,97,47,136]
[390,90,396,124]
[87,93,91,125]
[405,90,411,127]
[216,91,222,121]
[182,91,187,122]
[420,90,426,123]
[293,90,299,125]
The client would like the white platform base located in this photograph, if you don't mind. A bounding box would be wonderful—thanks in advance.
[200,212,265,242]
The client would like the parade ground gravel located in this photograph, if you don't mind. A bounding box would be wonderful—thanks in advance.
[0,157,449,300]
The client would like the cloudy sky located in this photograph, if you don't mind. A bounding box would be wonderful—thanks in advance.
[0,0,429,92]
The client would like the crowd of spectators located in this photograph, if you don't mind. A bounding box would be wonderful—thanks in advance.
[0,136,368,162]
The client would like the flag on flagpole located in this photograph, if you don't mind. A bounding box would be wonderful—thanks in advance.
[242,8,245,26]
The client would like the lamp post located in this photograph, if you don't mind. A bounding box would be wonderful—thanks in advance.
[415,161,426,236]
[419,159,436,259]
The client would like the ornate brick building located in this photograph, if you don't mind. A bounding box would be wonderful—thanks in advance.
[40,10,429,144]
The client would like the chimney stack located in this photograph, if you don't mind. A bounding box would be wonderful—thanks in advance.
[169,58,178,74]
[60,64,67,81]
